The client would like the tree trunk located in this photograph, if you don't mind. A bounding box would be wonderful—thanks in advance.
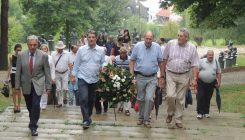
[0,0,9,70]
[65,19,70,52]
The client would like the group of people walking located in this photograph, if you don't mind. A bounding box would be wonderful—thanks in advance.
[6,27,222,136]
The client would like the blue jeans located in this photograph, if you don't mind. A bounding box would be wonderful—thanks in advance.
[78,79,96,123]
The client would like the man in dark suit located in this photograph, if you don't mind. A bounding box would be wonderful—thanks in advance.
[15,35,52,136]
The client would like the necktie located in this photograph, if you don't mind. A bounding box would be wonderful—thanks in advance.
[29,53,34,74]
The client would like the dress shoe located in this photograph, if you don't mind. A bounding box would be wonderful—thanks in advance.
[125,110,130,116]
[96,110,102,114]
[82,121,90,129]
[175,123,183,128]
[144,122,152,128]
[63,99,67,105]
[118,107,123,113]
[166,115,173,123]
[137,119,144,125]
[31,130,38,136]
[56,104,62,108]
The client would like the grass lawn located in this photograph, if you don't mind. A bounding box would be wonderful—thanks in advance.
[236,54,245,66]
[218,84,245,114]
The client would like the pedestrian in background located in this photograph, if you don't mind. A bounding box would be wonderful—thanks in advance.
[7,44,22,113]
[196,50,222,119]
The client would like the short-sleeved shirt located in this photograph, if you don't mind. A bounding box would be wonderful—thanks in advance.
[130,41,163,75]
[198,58,221,83]
[163,39,199,73]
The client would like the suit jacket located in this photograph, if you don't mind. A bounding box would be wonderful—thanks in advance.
[15,49,52,96]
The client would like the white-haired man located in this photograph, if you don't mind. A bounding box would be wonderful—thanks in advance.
[15,35,52,136]
[163,28,199,128]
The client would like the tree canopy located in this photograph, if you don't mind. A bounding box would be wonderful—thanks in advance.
[160,0,245,29]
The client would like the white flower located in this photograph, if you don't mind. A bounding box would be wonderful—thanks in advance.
[124,76,126,79]
[123,89,126,92]
[121,79,125,82]
[116,82,120,86]
[117,77,121,80]
[113,84,117,87]
[113,75,118,80]
[123,94,127,97]
[113,98,116,101]
[106,88,110,91]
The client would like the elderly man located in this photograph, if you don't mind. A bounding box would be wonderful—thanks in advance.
[163,28,199,128]
[114,47,131,116]
[129,31,164,128]
[71,30,105,129]
[15,35,52,136]
[52,41,70,107]
[197,50,222,119]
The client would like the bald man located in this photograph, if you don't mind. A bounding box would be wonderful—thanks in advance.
[129,31,164,128]
[196,50,221,119]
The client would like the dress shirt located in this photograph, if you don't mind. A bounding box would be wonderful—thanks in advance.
[130,41,163,75]
[72,45,105,83]
[163,39,199,73]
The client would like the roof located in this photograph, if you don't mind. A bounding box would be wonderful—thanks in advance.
[156,8,171,17]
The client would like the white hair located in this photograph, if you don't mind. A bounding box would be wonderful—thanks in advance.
[27,35,38,43]
[179,28,189,40]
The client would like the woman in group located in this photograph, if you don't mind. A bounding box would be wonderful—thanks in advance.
[111,36,124,57]
[7,44,22,113]
[40,44,55,110]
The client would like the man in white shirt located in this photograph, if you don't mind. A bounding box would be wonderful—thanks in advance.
[52,41,70,107]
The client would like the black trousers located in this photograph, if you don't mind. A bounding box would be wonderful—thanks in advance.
[95,95,108,113]
[196,79,215,115]
[23,83,41,131]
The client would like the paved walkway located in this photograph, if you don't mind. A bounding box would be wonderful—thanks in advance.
[0,99,244,140]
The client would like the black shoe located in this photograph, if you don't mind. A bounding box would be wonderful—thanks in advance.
[83,121,90,129]
[96,110,102,114]
[31,130,38,136]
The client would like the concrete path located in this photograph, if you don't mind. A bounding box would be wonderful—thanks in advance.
[0,99,244,140]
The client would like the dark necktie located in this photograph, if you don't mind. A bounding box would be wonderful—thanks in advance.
[29,53,34,74]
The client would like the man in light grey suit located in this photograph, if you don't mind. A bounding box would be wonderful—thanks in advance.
[15,35,52,136]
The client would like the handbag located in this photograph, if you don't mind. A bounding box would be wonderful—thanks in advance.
[1,82,9,97]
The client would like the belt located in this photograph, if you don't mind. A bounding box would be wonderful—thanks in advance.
[168,70,189,75]
[134,71,156,77]
[55,70,68,74]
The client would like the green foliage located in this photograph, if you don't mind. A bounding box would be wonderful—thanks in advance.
[161,0,245,29]
[8,17,25,52]
[158,21,179,39]
[92,0,129,34]
[19,0,97,37]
